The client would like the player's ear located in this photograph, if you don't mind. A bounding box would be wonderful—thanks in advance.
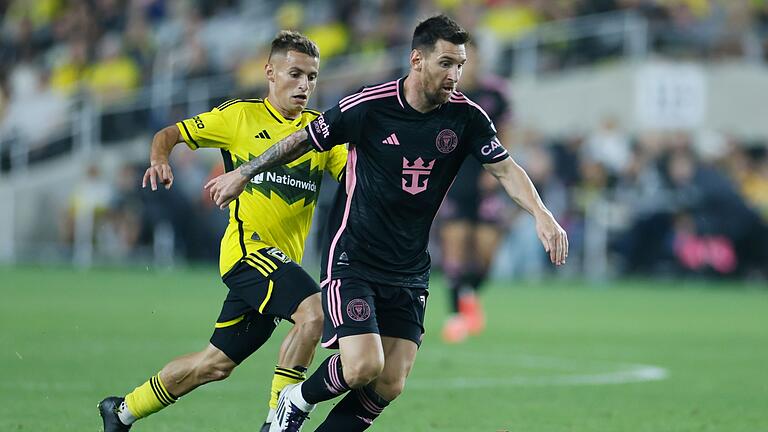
[265,62,275,82]
[410,49,422,72]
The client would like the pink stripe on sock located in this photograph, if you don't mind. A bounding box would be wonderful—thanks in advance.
[329,354,344,392]
[357,391,383,414]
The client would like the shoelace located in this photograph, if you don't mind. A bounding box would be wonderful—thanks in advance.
[284,405,310,432]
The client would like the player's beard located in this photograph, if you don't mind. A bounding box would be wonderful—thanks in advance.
[425,84,451,106]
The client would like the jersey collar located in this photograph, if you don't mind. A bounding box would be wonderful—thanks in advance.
[398,75,444,117]
[264,98,304,127]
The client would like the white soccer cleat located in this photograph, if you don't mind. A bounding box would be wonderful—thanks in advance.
[269,383,315,432]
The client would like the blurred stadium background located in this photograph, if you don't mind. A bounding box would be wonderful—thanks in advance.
[1,0,767,431]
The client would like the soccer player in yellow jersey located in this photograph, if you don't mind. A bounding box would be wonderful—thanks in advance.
[98,31,347,432]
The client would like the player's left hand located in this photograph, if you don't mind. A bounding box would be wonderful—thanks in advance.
[204,170,249,209]
[534,212,568,266]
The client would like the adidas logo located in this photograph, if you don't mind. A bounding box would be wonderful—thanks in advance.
[255,129,271,139]
[382,133,400,146]
[337,251,349,265]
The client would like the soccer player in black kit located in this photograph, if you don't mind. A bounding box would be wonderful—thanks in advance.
[206,14,568,432]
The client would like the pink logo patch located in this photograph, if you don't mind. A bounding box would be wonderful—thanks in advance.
[402,157,435,195]
[436,129,458,153]
[346,299,371,322]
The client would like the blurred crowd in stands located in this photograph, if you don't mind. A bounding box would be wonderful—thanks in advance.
[1,0,767,278]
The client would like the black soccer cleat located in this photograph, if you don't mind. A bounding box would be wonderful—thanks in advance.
[260,422,271,432]
[98,397,132,431]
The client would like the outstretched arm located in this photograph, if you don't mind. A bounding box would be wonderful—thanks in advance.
[484,157,568,266]
[142,126,185,190]
[205,129,312,208]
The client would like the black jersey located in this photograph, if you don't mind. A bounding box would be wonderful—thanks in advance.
[447,76,512,202]
[306,77,510,288]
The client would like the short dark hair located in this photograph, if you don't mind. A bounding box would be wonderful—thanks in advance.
[269,30,319,60]
[411,14,470,52]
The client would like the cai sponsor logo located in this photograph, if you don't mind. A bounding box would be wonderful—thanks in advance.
[313,115,330,139]
[481,139,503,156]
[435,129,458,153]
[346,298,371,322]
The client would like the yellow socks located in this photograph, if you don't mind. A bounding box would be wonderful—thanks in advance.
[124,373,178,420]
[270,366,306,409]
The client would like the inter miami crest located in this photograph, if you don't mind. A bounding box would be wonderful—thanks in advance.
[346,298,371,322]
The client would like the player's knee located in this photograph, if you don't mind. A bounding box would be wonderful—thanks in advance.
[293,295,324,341]
[343,359,384,389]
[374,374,406,401]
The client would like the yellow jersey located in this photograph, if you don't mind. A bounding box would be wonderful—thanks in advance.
[177,98,347,275]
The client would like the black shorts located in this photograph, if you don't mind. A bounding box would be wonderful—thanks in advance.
[209,247,320,364]
[320,278,428,349]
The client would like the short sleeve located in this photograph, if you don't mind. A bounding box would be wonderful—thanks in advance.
[465,105,510,164]
[305,102,362,153]
[326,144,348,182]
[177,108,232,150]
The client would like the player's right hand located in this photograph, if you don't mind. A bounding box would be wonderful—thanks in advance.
[142,162,174,190]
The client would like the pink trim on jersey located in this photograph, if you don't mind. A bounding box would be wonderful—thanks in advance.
[340,91,398,113]
[340,86,397,110]
[490,137,509,160]
[395,78,404,109]
[322,148,358,287]
[307,122,324,151]
[340,83,397,108]
[450,92,495,131]
[339,80,397,105]
[321,334,338,348]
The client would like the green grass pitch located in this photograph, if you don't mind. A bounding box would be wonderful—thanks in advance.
[1,265,766,431]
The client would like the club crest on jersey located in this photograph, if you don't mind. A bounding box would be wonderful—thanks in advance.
[266,247,291,263]
[346,298,371,322]
[402,157,435,195]
[436,129,458,154]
